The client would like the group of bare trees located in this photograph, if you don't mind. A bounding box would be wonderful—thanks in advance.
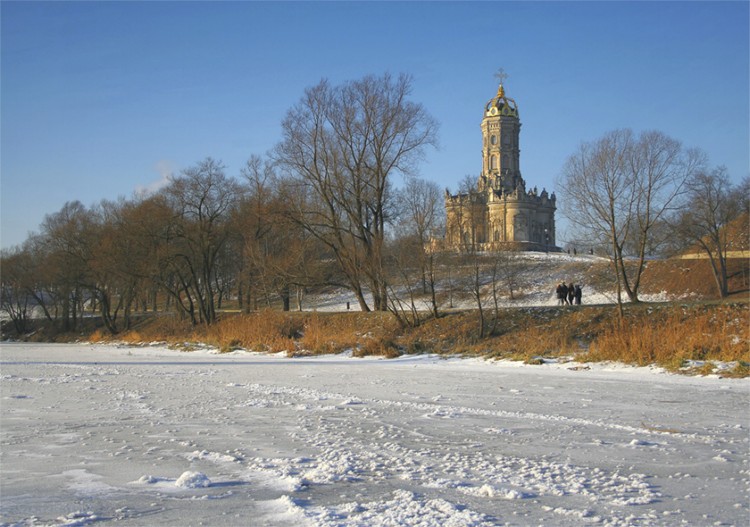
[3,75,746,336]
[273,73,438,312]
[1,73,442,333]
[559,128,748,311]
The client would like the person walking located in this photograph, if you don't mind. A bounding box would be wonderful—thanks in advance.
[574,284,582,305]
[568,282,575,305]
[556,283,565,305]
[559,282,569,305]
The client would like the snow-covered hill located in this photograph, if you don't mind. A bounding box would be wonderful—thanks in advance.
[303,252,692,313]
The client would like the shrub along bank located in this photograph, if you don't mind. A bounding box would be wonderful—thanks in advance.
[5,302,749,377]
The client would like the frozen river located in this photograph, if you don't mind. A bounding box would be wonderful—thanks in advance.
[1,343,748,526]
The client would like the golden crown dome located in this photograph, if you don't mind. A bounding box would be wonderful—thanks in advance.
[485,84,518,117]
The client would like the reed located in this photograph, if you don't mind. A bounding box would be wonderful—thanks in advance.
[583,305,749,370]
[22,300,748,377]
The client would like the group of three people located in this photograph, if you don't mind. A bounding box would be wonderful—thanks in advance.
[556,282,582,305]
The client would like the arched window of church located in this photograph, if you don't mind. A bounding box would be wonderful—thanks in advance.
[490,155,497,170]
[502,154,509,170]
[494,230,500,242]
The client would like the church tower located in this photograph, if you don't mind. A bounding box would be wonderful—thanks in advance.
[480,84,522,194]
[444,82,557,252]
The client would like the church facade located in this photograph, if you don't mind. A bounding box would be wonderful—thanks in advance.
[444,84,557,251]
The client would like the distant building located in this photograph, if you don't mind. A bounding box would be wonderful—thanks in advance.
[445,84,557,251]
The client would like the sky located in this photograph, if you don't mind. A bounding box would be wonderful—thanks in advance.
[2,1,748,249]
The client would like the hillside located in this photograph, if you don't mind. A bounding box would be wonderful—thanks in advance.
[311,251,749,313]
[680,211,750,258]
[640,257,749,300]
[641,211,749,300]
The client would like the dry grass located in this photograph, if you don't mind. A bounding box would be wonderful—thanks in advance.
[117,315,194,345]
[641,422,682,434]
[203,311,302,353]
[581,304,750,370]
[397,302,749,375]
[116,311,403,357]
[720,362,750,378]
[299,312,399,356]
[401,307,608,361]
[6,300,748,377]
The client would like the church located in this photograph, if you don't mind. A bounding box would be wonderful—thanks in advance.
[444,83,557,251]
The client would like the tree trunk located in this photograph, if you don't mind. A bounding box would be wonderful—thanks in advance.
[355,287,370,312]
[281,285,291,312]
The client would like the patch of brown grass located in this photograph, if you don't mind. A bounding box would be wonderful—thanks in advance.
[581,304,750,370]
[300,312,399,355]
[10,300,748,375]
[353,336,400,358]
[394,303,749,375]
[396,307,595,360]
[118,315,194,345]
[87,328,109,343]
[203,311,302,353]
[641,422,682,434]
[486,308,584,359]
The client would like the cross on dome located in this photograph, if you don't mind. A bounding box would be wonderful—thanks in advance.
[494,68,509,84]
[494,69,509,98]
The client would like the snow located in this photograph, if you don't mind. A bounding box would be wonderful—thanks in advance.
[1,343,748,526]
[291,253,696,312]
[174,471,212,489]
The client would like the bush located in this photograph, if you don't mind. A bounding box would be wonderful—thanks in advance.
[119,315,194,344]
[300,312,398,355]
[354,336,400,358]
[204,311,302,353]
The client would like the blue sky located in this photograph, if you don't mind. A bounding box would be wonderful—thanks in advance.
[2,1,748,249]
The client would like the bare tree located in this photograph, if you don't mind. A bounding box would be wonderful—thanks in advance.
[17,235,57,321]
[162,158,241,324]
[492,249,522,301]
[395,176,445,317]
[468,251,487,338]
[449,174,485,252]
[560,129,703,312]
[386,235,424,328]
[670,166,744,298]
[89,198,173,332]
[274,73,438,311]
[38,201,95,330]
[236,156,323,312]
[735,176,750,214]
[0,247,35,333]
[86,200,134,334]
[118,194,176,313]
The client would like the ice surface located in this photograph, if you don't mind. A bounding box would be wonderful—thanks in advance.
[1,343,748,526]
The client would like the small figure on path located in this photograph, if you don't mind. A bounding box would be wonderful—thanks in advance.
[574,284,582,305]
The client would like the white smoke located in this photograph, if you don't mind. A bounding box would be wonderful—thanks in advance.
[135,160,173,197]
